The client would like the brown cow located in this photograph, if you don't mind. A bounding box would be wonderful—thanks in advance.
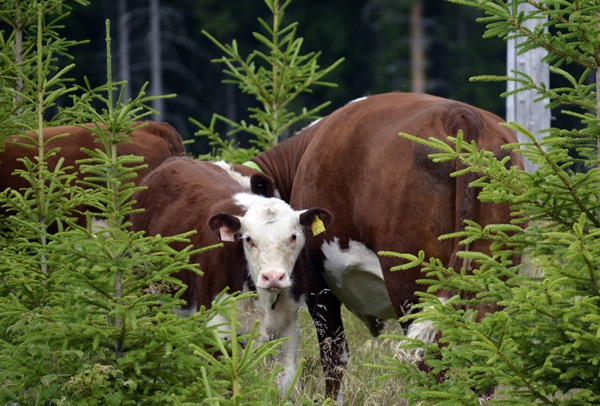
[0,121,185,225]
[234,92,524,403]
[129,156,332,395]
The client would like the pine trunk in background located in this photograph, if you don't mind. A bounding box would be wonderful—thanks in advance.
[149,0,163,119]
[597,11,600,170]
[117,0,131,101]
[410,0,425,93]
[506,1,549,173]
[14,2,25,113]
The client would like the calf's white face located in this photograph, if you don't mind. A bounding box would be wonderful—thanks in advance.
[209,193,332,292]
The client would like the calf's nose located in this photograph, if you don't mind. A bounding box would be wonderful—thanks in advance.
[259,270,290,290]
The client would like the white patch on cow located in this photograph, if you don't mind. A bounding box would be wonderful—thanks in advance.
[210,284,303,398]
[214,160,282,199]
[90,217,110,238]
[347,96,368,105]
[336,385,345,406]
[307,117,322,128]
[321,238,396,330]
[205,285,263,341]
[213,160,253,191]
[396,296,450,363]
[173,306,196,318]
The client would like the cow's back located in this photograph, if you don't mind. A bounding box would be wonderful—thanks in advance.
[290,92,521,311]
[0,121,185,224]
[0,121,185,192]
[131,157,244,237]
[1,125,93,194]
[120,121,186,183]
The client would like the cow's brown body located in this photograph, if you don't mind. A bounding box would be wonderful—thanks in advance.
[130,157,259,311]
[237,92,524,402]
[0,121,185,194]
[0,121,185,226]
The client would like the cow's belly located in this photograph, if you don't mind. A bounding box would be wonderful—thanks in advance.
[320,238,396,330]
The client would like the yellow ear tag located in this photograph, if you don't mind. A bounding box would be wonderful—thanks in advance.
[311,216,326,236]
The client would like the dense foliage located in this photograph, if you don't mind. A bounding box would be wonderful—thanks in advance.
[0,1,296,404]
[379,1,600,404]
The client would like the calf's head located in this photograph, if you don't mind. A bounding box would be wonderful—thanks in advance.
[209,194,332,292]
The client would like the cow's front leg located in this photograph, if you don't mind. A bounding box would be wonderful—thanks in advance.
[259,290,302,399]
[307,288,348,405]
[275,313,300,398]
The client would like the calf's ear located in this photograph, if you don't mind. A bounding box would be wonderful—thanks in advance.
[299,208,333,237]
[250,173,275,197]
[208,213,242,242]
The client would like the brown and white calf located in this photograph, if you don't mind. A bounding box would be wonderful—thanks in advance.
[234,92,524,403]
[129,156,332,394]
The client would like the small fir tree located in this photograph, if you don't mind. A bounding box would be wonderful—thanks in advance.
[378,1,600,405]
[0,0,89,141]
[193,0,344,163]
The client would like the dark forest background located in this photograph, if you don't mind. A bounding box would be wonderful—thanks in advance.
[61,0,507,156]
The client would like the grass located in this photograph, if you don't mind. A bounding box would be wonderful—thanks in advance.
[286,255,543,405]
[294,306,408,405]
[254,257,544,405]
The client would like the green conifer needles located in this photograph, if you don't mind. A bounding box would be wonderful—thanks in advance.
[193,0,343,163]
[379,1,600,404]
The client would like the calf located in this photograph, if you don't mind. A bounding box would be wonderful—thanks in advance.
[235,92,524,403]
[129,156,332,394]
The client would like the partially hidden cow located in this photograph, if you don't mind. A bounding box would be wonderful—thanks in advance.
[129,156,332,395]
[234,92,524,403]
[0,121,186,226]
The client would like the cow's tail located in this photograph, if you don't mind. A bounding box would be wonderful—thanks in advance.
[446,105,483,272]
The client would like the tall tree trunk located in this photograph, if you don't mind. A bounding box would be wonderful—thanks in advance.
[410,0,425,93]
[15,1,24,113]
[118,0,131,101]
[595,12,600,220]
[149,0,163,119]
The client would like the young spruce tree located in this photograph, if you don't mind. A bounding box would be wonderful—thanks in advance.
[378,1,600,405]
[0,1,318,404]
[193,0,344,163]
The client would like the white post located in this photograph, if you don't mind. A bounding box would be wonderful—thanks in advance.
[506,2,550,173]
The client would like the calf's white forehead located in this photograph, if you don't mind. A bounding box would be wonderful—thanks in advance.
[234,193,301,236]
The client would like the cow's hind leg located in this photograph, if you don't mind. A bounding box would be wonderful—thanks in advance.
[306,288,348,405]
